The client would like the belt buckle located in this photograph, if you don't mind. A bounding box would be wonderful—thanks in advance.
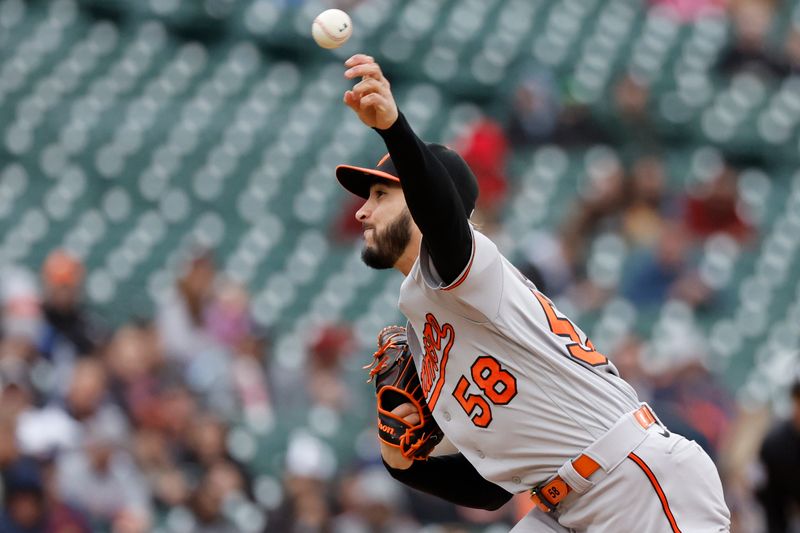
[529,477,568,513]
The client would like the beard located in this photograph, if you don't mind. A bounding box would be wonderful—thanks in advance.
[361,210,413,270]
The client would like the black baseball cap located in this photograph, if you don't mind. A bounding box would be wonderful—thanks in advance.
[336,143,479,217]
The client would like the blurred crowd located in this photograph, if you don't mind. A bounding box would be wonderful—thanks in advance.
[3,0,800,532]
[0,247,524,533]
[0,250,269,532]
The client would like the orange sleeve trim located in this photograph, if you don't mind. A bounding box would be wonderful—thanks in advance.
[628,453,683,533]
[442,231,476,291]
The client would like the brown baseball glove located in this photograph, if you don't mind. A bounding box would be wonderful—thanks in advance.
[365,325,444,460]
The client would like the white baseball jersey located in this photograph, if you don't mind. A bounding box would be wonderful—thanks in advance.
[399,228,641,493]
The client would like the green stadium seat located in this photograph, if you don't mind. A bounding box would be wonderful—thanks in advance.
[586,233,628,290]
[590,297,637,354]
[698,234,740,290]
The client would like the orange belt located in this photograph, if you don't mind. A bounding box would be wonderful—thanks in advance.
[529,405,657,513]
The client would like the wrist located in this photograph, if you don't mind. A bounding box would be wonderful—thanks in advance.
[382,455,414,472]
[380,442,414,470]
[374,110,405,135]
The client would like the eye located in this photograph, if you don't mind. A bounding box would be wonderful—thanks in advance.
[374,189,386,199]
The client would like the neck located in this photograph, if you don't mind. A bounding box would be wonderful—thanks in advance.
[394,231,422,276]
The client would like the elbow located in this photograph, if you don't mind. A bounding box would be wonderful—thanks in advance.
[479,492,514,511]
[483,501,505,512]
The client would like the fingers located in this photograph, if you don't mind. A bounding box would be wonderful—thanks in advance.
[345,62,384,81]
[391,402,419,425]
[346,79,389,114]
[342,53,398,129]
[345,53,374,68]
[351,78,384,98]
[391,402,416,416]
[360,93,386,112]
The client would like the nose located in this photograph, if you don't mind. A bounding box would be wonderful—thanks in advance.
[355,199,370,222]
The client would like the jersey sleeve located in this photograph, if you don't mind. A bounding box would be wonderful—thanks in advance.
[418,227,504,321]
[376,113,473,286]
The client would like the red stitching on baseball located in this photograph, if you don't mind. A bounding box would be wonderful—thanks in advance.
[314,17,348,42]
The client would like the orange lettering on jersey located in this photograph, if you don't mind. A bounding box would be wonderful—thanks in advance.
[533,291,608,367]
[420,313,454,411]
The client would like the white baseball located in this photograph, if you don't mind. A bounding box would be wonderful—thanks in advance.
[312,9,352,49]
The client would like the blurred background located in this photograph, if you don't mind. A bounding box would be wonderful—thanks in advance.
[1,0,800,531]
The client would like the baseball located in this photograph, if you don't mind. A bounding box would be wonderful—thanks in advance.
[312,9,352,49]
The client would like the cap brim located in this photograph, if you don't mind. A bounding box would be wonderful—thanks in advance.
[335,165,400,199]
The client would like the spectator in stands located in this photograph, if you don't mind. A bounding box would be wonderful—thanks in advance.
[129,428,182,503]
[612,335,655,404]
[1,266,43,368]
[151,380,198,446]
[270,432,336,532]
[305,324,354,412]
[16,358,129,458]
[0,362,35,425]
[552,104,611,148]
[0,403,22,472]
[683,162,753,242]
[188,472,239,533]
[756,376,800,532]
[56,418,151,529]
[104,321,164,428]
[184,414,251,496]
[131,428,190,513]
[0,456,92,533]
[657,358,732,453]
[506,70,560,148]
[622,222,713,308]
[455,118,510,226]
[622,154,679,248]
[647,345,732,460]
[39,250,105,363]
[561,152,627,271]
[230,326,274,429]
[611,73,659,152]
[206,280,252,351]
[0,371,31,481]
[157,250,218,365]
[332,465,418,533]
[1,457,49,533]
[718,0,788,81]
[186,280,255,418]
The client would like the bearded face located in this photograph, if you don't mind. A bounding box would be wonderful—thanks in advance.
[361,209,413,270]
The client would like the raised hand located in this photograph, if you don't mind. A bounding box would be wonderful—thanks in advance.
[343,54,399,130]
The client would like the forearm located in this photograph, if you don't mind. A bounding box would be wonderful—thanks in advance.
[383,453,513,511]
[376,113,472,284]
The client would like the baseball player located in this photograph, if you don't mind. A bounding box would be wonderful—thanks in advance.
[336,54,731,532]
